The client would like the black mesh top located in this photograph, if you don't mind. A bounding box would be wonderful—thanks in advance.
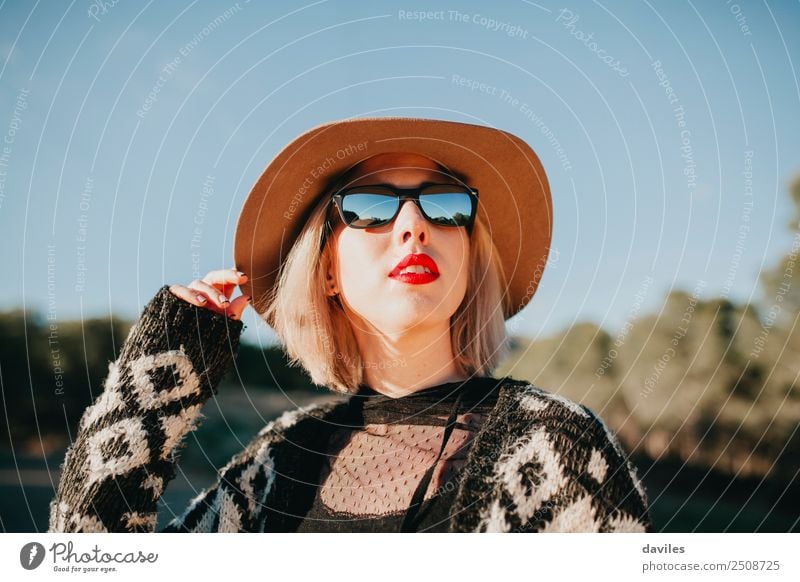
[295,376,503,533]
[295,470,461,533]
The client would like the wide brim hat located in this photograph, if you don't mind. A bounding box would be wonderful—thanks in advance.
[234,116,552,320]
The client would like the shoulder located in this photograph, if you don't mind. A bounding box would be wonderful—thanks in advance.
[497,376,623,449]
[221,396,349,476]
[163,396,351,532]
[495,376,650,516]
[501,378,596,421]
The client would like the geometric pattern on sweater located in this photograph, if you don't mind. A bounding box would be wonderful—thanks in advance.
[156,383,654,533]
[448,383,651,532]
[160,402,347,533]
[49,286,244,533]
[207,386,646,533]
[48,285,654,533]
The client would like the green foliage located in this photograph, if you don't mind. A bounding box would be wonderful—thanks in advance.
[0,309,132,454]
[498,289,800,483]
[226,341,318,392]
[759,174,800,315]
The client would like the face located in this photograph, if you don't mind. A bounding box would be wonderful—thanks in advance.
[327,153,471,337]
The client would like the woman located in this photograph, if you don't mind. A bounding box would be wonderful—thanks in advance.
[48,117,652,533]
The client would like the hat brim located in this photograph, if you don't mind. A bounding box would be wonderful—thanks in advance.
[234,116,552,320]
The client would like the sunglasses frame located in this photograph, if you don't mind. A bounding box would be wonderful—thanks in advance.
[329,182,479,231]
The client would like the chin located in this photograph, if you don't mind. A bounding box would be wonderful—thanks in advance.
[380,310,453,335]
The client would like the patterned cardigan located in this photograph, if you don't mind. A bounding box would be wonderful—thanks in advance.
[48,286,654,533]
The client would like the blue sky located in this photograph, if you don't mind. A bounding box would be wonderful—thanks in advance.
[1,0,798,347]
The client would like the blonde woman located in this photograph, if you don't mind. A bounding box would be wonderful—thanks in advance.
[49,117,652,533]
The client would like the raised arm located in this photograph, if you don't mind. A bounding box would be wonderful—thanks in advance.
[48,280,245,532]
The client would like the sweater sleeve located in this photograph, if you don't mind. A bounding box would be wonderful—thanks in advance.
[516,403,654,533]
[48,285,244,533]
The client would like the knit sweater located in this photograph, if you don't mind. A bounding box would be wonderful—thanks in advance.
[48,285,654,533]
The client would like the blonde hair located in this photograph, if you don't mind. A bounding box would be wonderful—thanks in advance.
[262,178,512,394]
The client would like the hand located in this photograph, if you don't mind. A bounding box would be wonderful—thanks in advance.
[169,268,250,320]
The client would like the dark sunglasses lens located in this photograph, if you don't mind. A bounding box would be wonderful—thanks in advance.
[419,191,475,226]
[339,193,398,227]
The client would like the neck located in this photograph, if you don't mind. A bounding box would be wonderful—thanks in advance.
[352,321,467,398]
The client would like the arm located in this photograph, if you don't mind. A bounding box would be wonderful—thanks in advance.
[48,285,243,532]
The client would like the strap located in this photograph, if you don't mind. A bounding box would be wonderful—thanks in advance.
[399,388,465,532]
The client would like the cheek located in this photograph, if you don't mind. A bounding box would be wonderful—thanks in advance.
[334,231,382,290]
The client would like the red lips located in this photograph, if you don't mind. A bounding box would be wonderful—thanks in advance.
[389,253,440,285]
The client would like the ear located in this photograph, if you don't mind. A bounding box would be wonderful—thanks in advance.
[325,265,339,296]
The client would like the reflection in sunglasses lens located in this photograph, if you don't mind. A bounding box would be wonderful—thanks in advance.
[338,186,474,228]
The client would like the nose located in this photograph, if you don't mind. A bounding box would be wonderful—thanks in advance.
[393,199,428,244]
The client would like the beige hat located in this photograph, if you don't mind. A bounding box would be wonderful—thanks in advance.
[234,116,552,319]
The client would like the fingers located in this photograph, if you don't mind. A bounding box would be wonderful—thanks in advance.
[202,269,248,298]
[169,284,210,308]
[169,267,250,320]
[169,283,250,320]
[188,279,232,310]
[227,294,251,320]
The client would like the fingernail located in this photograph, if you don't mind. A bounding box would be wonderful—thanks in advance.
[197,295,207,303]
[220,294,230,304]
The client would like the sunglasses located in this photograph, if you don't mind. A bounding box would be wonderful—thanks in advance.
[330,183,479,230]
